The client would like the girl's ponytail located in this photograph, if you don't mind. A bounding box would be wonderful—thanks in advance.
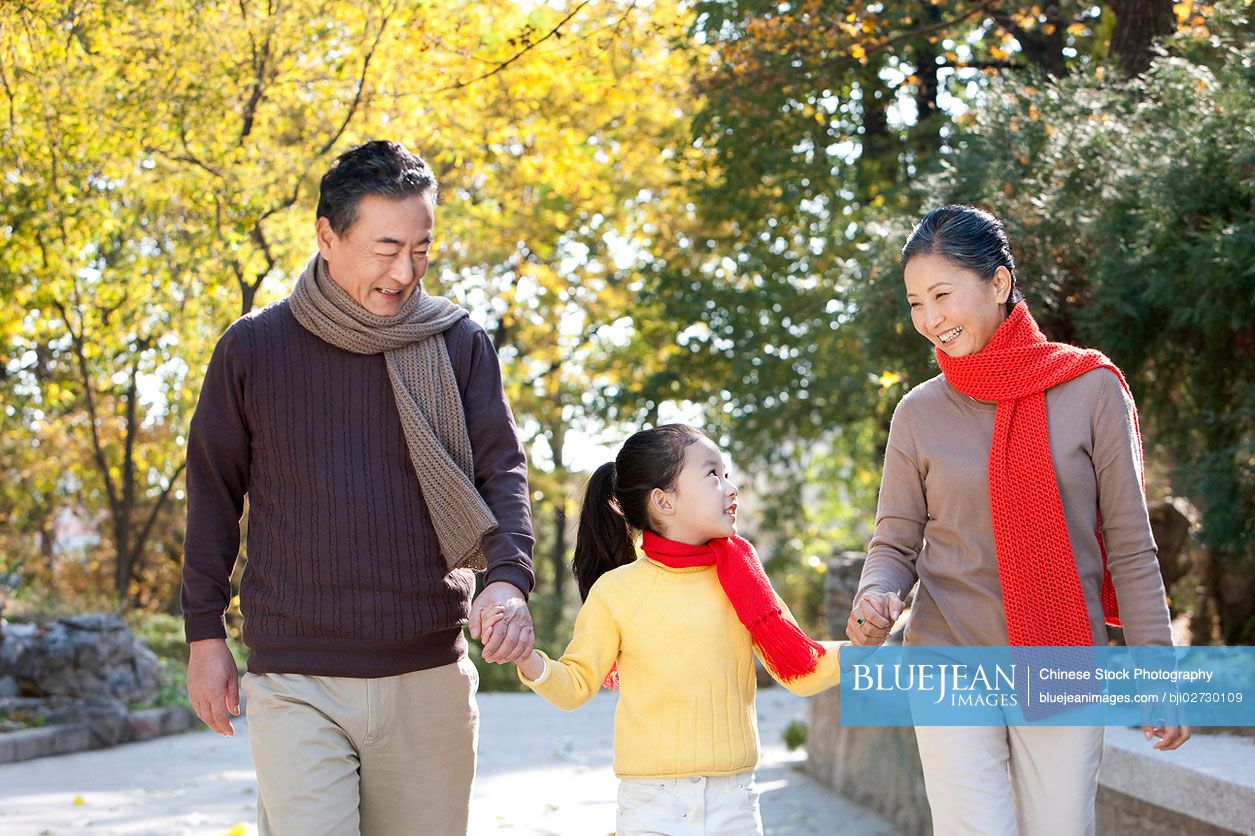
[572,461,636,601]
[571,425,706,600]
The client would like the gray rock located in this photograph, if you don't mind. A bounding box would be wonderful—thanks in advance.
[43,697,132,748]
[823,551,867,636]
[0,621,37,639]
[0,621,36,673]
[6,613,160,702]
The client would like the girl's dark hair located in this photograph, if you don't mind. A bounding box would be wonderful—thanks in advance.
[316,140,438,235]
[572,424,706,600]
[901,205,1024,315]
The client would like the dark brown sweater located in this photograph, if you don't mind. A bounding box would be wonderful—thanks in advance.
[181,299,534,677]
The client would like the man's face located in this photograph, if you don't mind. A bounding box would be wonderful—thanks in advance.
[316,192,435,316]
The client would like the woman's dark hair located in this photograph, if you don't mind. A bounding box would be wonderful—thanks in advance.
[316,140,438,235]
[572,424,706,600]
[901,205,1024,315]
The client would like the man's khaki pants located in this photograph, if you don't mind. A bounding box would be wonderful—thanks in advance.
[242,657,479,836]
[914,725,1104,836]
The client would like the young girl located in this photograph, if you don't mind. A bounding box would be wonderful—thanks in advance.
[482,423,842,835]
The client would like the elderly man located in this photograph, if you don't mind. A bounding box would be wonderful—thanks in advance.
[181,140,535,835]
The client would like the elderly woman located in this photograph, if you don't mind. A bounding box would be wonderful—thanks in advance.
[848,205,1187,836]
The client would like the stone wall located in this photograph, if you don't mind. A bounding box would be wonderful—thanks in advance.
[0,613,171,750]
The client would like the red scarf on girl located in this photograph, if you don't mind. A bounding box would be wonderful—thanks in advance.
[641,530,826,681]
[935,302,1135,646]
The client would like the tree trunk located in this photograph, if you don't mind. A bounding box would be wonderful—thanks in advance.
[240,281,259,317]
[910,3,944,164]
[993,3,1067,77]
[113,355,141,599]
[551,501,567,601]
[549,423,569,601]
[1109,0,1176,77]
[857,71,898,202]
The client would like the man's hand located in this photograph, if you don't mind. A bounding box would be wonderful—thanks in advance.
[469,581,534,663]
[846,590,906,646]
[188,638,241,736]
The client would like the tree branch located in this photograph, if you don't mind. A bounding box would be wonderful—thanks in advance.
[318,7,394,156]
[436,0,592,92]
[718,0,1000,92]
[239,24,273,143]
[127,462,187,575]
[50,297,120,511]
[524,333,595,388]
[0,47,17,130]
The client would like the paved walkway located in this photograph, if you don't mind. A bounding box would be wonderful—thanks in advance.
[0,688,899,835]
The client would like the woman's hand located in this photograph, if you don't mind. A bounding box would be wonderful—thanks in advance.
[846,590,906,646]
[1143,724,1191,750]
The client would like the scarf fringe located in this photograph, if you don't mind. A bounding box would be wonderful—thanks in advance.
[749,611,826,681]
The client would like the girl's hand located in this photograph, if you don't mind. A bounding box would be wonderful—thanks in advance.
[516,650,546,682]
[846,591,905,646]
[478,604,507,647]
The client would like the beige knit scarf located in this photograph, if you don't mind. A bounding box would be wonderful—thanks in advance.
[289,254,497,572]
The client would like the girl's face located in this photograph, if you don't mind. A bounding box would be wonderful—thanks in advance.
[651,436,739,545]
[903,252,1011,357]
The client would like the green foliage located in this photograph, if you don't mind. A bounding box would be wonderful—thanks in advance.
[878,28,1255,573]
[127,660,192,711]
[1082,44,1254,564]
[782,718,808,751]
[3,584,121,625]
[126,611,191,664]
[618,3,1253,641]
[2,1,1249,648]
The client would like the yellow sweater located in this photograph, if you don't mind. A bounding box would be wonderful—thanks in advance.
[520,556,843,778]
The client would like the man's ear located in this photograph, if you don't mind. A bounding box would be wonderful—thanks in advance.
[315,217,337,261]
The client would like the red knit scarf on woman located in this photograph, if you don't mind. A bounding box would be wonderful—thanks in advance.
[640,530,826,681]
[935,302,1136,646]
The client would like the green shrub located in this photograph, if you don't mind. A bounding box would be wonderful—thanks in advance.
[782,719,808,751]
[126,611,190,664]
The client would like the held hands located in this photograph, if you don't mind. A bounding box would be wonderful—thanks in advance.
[468,581,535,663]
[187,638,241,736]
[846,590,906,646]
[476,602,546,680]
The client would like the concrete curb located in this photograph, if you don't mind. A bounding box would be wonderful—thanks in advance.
[0,705,198,765]
[1099,726,1255,834]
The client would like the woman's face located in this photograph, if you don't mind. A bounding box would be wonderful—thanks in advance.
[903,252,1011,357]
